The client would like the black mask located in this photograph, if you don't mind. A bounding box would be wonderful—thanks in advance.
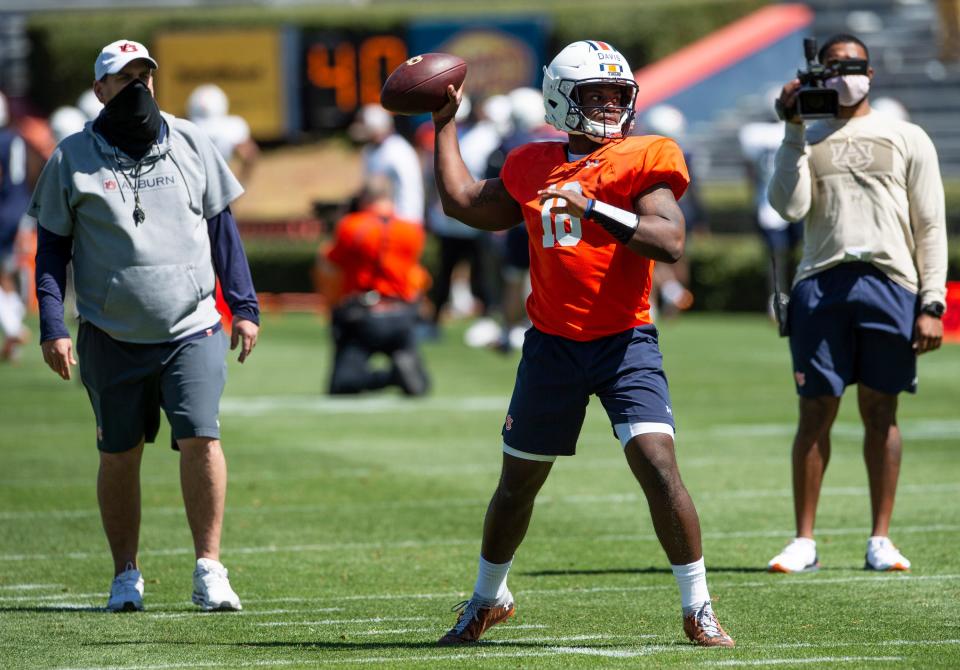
[94,79,162,160]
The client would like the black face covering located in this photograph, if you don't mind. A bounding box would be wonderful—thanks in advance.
[94,79,162,160]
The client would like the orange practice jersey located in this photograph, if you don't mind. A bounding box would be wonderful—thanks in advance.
[326,210,429,302]
[501,135,689,341]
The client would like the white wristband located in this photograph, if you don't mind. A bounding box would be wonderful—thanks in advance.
[589,200,639,230]
[584,198,639,244]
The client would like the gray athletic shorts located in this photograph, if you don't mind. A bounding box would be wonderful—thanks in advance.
[77,321,228,453]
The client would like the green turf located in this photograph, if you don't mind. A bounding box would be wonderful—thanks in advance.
[1,313,958,668]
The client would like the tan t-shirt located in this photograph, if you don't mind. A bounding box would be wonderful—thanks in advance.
[768,109,947,305]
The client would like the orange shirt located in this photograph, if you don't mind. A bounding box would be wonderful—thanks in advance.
[501,135,689,341]
[326,210,428,302]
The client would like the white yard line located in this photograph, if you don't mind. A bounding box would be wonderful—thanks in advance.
[763,640,960,649]
[706,658,904,667]
[0,592,105,602]
[0,583,62,590]
[142,607,343,619]
[44,640,958,670]
[213,394,960,444]
[218,395,508,416]
[255,615,428,626]
[11,575,959,612]
[355,623,549,636]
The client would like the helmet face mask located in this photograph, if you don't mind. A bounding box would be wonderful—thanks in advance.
[543,40,638,142]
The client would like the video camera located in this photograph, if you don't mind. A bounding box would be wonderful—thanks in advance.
[778,37,869,120]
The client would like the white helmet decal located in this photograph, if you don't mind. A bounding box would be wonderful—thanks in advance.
[542,40,638,142]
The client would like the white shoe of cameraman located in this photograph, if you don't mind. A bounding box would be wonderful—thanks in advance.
[192,558,242,611]
[106,562,144,612]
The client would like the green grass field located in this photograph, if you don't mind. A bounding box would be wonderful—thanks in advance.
[2,313,958,669]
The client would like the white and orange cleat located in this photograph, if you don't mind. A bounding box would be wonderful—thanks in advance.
[768,537,820,573]
[437,594,516,645]
[865,536,911,571]
[683,601,735,648]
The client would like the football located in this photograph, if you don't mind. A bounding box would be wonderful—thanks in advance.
[380,53,467,115]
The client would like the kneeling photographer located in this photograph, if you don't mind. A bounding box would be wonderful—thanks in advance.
[764,33,948,574]
[316,176,431,397]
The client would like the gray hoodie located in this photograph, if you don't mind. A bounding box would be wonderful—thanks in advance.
[29,112,243,343]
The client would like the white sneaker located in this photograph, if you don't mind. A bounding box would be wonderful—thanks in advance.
[464,317,502,348]
[768,537,820,573]
[865,536,911,571]
[106,563,144,612]
[192,558,242,611]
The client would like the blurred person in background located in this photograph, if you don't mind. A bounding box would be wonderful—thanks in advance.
[870,96,910,122]
[31,39,260,613]
[429,39,733,649]
[349,103,424,226]
[77,88,104,121]
[420,96,499,340]
[766,34,947,575]
[0,91,34,361]
[50,106,89,144]
[738,87,803,319]
[641,104,702,317]
[483,86,563,352]
[315,175,430,396]
[452,95,513,348]
[187,84,259,185]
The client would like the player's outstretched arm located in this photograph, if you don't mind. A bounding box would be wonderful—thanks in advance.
[432,85,522,231]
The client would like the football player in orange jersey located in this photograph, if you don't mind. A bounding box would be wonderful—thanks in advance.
[430,41,734,648]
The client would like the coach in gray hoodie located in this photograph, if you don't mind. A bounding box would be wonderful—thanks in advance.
[31,39,259,613]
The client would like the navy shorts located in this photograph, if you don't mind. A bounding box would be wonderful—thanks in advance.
[789,262,919,397]
[502,324,675,457]
[502,224,530,271]
[77,321,228,453]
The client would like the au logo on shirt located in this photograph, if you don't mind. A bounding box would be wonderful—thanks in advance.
[829,140,875,171]
[102,174,177,194]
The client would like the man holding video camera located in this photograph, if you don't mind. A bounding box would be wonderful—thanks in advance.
[766,33,947,574]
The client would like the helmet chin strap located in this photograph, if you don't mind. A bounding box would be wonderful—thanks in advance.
[578,113,627,142]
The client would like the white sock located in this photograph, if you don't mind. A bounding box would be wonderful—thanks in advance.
[0,289,25,338]
[473,555,512,605]
[671,557,710,612]
[661,279,687,304]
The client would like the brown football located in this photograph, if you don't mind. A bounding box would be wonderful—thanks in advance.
[380,53,467,115]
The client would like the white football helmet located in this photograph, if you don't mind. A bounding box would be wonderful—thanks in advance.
[542,40,638,141]
[50,106,88,142]
[76,89,103,121]
[508,87,546,133]
[187,84,229,120]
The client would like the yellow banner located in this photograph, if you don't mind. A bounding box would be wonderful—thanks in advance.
[154,28,286,140]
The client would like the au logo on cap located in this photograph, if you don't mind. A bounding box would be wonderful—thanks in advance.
[120,43,138,52]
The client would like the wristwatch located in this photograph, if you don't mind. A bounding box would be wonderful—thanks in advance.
[920,301,945,318]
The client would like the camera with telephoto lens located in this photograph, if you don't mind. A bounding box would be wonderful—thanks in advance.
[776,37,868,120]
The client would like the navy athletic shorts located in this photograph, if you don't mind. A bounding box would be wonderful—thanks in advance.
[77,321,228,453]
[503,224,530,271]
[501,324,675,457]
[788,262,919,397]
